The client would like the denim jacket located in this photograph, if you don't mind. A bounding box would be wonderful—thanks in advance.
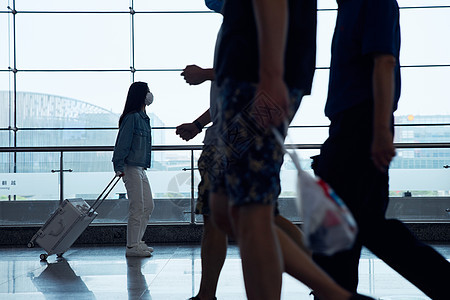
[112,111,152,172]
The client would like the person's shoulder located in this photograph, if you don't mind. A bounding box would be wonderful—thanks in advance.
[121,112,139,124]
[126,111,140,118]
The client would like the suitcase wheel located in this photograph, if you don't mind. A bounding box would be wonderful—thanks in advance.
[27,242,35,248]
[40,253,48,261]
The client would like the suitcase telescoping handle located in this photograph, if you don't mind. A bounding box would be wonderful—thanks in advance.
[88,175,121,216]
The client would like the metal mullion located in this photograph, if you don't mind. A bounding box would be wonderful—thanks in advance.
[19,127,119,131]
[1,143,449,154]
[4,5,449,14]
[133,68,184,72]
[190,149,195,225]
[401,64,450,68]
[130,1,135,83]
[10,0,17,201]
[59,151,64,204]
[14,69,130,72]
[289,123,450,128]
[395,123,450,127]
[399,6,450,10]
[133,11,212,14]
[315,5,450,12]
[14,65,449,73]
[11,1,17,177]
[9,11,130,14]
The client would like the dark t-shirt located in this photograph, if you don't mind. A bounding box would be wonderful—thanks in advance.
[215,0,317,94]
[325,0,401,118]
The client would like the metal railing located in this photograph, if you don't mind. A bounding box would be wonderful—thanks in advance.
[1,142,449,224]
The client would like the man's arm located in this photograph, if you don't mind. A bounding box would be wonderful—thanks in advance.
[176,109,211,141]
[181,65,215,85]
[176,64,214,141]
[112,115,134,176]
[252,0,289,127]
[371,54,397,172]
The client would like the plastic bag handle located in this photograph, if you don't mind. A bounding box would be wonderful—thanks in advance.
[272,125,302,172]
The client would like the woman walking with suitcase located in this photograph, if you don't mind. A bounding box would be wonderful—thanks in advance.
[112,81,155,257]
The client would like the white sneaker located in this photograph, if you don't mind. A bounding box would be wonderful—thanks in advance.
[126,245,152,257]
[139,241,154,252]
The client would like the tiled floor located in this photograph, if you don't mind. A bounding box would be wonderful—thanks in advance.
[0,243,448,300]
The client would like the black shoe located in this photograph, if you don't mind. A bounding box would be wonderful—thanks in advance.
[350,293,375,300]
[187,297,217,300]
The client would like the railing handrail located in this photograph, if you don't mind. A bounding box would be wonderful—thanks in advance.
[0,143,450,153]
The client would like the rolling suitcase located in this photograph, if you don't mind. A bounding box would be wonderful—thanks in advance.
[28,175,121,260]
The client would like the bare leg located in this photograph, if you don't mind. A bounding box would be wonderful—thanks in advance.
[274,214,310,256]
[209,191,235,237]
[276,227,352,300]
[233,204,283,300]
[210,192,363,300]
[196,215,228,300]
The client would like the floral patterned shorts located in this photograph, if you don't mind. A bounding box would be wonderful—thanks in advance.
[211,79,303,206]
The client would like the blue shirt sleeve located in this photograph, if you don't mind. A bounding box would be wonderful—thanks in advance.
[362,0,399,57]
[112,114,134,172]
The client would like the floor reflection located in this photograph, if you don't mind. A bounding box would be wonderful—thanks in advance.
[0,244,447,299]
[127,257,152,300]
[30,257,96,299]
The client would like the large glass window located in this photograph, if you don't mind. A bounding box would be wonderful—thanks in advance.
[0,1,449,226]
[15,14,130,70]
[134,13,221,69]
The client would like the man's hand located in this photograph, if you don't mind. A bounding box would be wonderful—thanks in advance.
[371,129,396,172]
[181,65,211,85]
[176,123,200,141]
[253,76,289,129]
[116,171,125,177]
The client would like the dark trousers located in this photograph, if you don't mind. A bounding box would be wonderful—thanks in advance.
[312,102,450,300]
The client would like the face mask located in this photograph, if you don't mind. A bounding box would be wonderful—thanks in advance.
[145,91,154,106]
[205,0,223,14]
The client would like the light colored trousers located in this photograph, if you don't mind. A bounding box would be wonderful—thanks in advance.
[123,165,154,247]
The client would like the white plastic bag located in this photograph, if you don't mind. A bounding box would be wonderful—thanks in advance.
[274,129,358,255]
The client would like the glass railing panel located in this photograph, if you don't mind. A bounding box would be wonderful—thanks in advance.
[0,152,60,225]
[388,150,450,221]
[390,148,450,198]
[279,150,319,223]
[61,149,200,223]
[0,143,449,226]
